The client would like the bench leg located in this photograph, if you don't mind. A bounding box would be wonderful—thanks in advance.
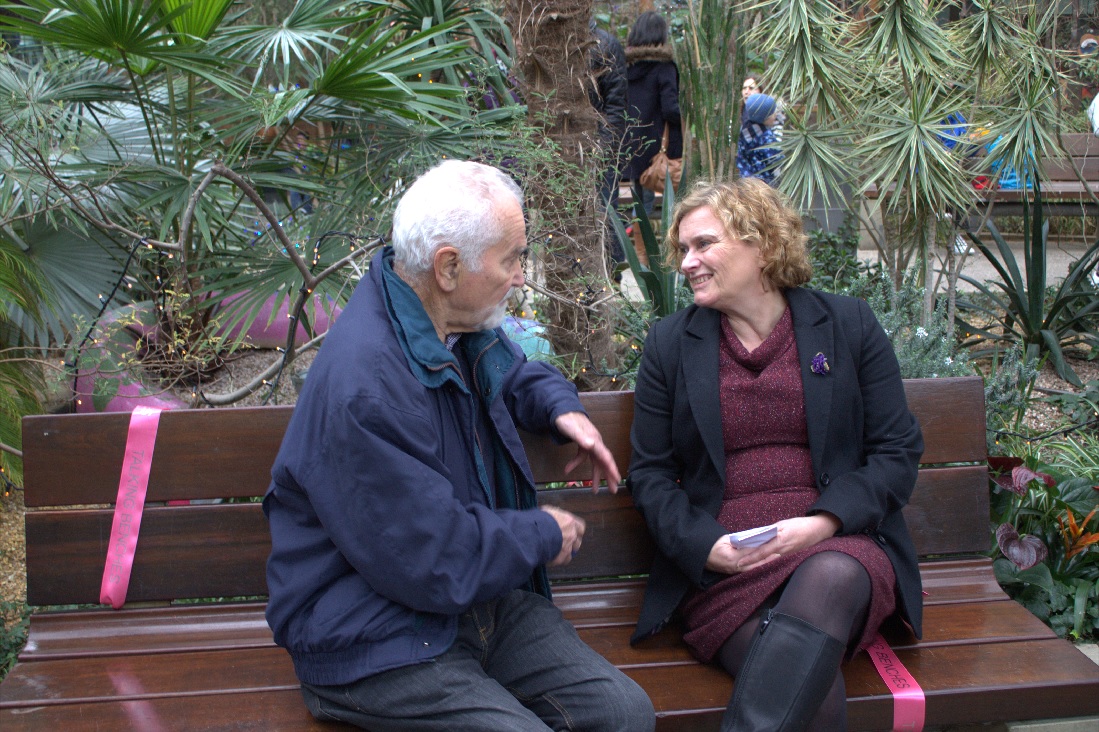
[722,610,845,732]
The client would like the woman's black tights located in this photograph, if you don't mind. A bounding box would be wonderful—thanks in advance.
[715,551,872,731]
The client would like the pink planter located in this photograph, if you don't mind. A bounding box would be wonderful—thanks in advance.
[72,294,340,413]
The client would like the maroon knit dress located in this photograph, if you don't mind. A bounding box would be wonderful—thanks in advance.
[681,308,897,663]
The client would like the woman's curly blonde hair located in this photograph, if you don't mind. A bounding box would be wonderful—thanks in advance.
[664,178,812,289]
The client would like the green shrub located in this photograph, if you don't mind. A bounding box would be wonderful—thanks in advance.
[807,215,878,294]
[845,272,972,380]
[988,445,1099,641]
[0,600,29,681]
[982,347,1041,454]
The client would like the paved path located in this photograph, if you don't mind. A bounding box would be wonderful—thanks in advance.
[860,235,1095,291]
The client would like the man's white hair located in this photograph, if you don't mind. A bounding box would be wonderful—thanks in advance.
[392,160,524,277]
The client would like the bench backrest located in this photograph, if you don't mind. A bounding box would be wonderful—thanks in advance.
[1040,133,1099,182]
[21,376,988,607]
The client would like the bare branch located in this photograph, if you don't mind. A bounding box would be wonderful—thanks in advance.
[210,163,315,286]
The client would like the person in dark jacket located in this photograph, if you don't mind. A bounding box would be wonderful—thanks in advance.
[589,19,629,262]
[629,178,923,731]
[623,11,682,214]
[264,160,656,731]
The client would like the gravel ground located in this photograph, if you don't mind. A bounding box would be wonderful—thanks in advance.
[185,347,318,408]
[1,349,1097,651]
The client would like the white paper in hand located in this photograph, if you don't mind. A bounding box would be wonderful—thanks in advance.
[728,524,778,549]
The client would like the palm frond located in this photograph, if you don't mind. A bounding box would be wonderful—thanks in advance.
[776,116,856,212]
[856,83,974,215]
[749,0,861,123]
[214,0,356,91]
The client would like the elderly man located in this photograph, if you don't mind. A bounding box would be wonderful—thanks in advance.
[264,160,655,731]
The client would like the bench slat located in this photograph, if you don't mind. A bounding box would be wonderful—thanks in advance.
[21,407,291,507]
[1058,133,1099,157]
[4,638,1095,730]
[20,378,983,509]
[25,504,270,606]
[24,465,991,606]
[845,639,1099,729]
[15,560,1017,663]
[18,603,272,661]
[0,688,345,731]
[918,558,1008,604]
[1041,158,1099,181]
[900,377,986,464]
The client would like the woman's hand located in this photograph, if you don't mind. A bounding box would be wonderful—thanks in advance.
[705,536,771,574]
[705,513,842,575]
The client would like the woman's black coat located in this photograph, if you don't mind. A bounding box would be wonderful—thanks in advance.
[628,288,925,644]
[623,45,682,181]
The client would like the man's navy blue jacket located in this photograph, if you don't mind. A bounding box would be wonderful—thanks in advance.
[264,248,583,686]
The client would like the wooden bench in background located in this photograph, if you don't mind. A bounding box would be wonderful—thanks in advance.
[2,376,1098,730]
[976,133,1099,219]
[864,133,1099,223]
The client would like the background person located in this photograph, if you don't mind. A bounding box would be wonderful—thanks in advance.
[628,178,924,731]
[622,10,682,215]
[741,76,760,102]
[736,93,783,186]
[265,160,656,732]
[589,18,629,263]
[740,76,784,139]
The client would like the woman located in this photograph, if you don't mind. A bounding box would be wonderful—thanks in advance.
[741,76,760,102]
[628,179,924,731]
[623,11,682,213]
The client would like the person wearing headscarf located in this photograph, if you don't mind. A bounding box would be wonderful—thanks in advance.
[736,93,783,186]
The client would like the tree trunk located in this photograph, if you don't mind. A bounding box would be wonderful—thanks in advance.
[506,0,621,390]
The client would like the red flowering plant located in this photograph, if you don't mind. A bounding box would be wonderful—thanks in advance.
[989,454,1099,640]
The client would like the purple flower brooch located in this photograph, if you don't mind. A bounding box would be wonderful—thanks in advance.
[811,352,830,375]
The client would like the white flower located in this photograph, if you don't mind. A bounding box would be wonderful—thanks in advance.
[915,327,928,338]
[944,357,953,365]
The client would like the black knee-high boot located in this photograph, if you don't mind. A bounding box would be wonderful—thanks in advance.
[721,610,847,732]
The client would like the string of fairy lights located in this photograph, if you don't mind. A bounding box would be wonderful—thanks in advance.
[991,417,1099,445]
[253,229,381,405]
[67,239,145,404]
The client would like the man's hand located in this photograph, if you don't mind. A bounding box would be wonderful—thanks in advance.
[542,505,586,567]
[554,411,621,493]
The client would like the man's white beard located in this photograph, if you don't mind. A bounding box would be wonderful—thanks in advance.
[472,289,517,331]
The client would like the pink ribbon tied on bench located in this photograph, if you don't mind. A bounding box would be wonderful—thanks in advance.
[867,632,925,732]
[100,406,163,609]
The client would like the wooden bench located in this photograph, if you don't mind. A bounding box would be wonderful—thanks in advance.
[974,133,1099,219]
[864,133,1099,222]
[3,376,1098,730]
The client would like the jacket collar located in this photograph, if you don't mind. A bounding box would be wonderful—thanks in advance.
[378,247,465,391]
[787,288,834,476]
[625,44,674,64]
